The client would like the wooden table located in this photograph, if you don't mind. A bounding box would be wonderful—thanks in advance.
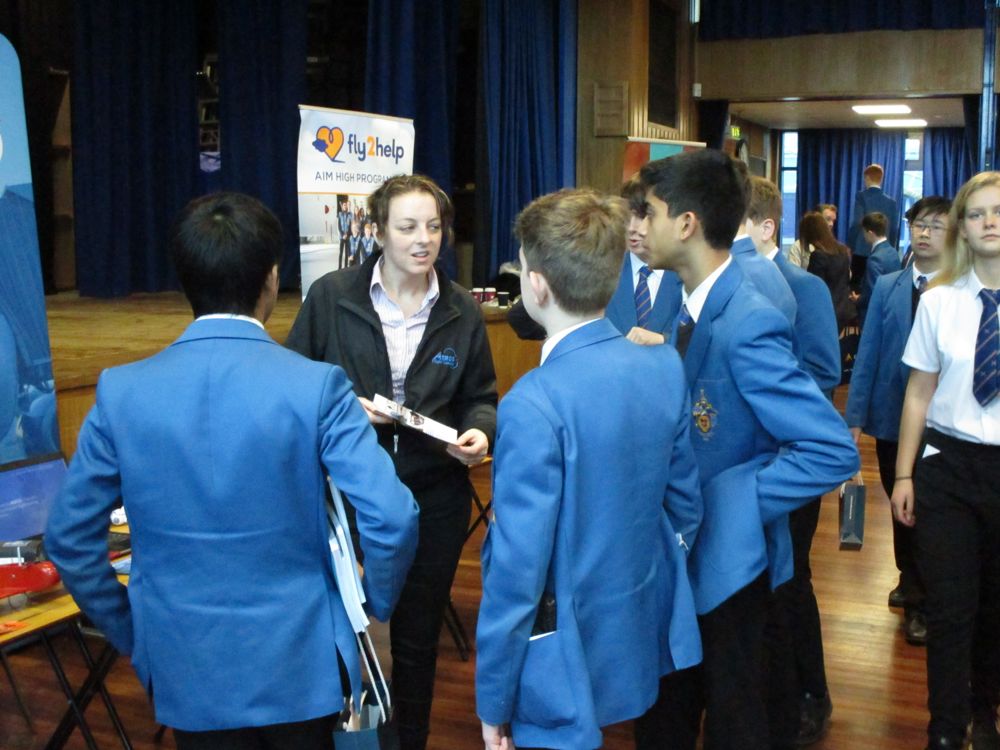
[1,566,131,749]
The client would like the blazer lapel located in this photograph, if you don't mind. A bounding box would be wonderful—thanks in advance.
[649,271,682,332]
[682,262,741,387]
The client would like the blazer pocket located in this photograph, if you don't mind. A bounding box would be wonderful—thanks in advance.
[513,631,578,729]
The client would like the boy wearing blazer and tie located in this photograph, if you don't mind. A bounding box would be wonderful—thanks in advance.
[634,150,859,750]
[476,188,703,750]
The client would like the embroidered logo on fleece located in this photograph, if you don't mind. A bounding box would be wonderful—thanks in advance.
[432,347,458,369]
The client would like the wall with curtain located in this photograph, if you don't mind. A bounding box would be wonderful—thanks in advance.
[476,0,576,281]
[71,0,308,297]
[922,128,975,199]
[216,0,306,289]
[796,129,905,246]
[364,0,460,278]
[72,0,199,297]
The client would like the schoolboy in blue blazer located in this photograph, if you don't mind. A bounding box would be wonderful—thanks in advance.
[508,176,683,345]
[476,189,703,750]
[745,176,842,744]
[858,211,902,326]
[729,233,797,327]
[847,164,899,287]
[45,194,419,748]
[605,175,683,344]
[635,151,859,750]
[845,196,950,646]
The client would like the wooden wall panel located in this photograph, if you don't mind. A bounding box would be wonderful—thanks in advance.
[576,0,697,192]
[697,29,982,102]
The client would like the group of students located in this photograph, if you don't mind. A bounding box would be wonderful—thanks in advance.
[39,152,998,750]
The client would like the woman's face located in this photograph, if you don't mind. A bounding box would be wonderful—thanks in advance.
[379,191,442,277]
[961,185,1000,259]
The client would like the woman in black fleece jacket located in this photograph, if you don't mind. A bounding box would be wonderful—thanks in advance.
[286,174,497,750]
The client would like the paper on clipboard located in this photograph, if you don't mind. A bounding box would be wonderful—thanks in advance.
[371,394,459,444]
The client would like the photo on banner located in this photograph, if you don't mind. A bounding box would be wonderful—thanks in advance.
[296,105,415,299]
[0,34,60,469]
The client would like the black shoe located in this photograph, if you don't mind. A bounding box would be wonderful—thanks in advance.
[904,610,928,646]
[924,736,966,749]
[888,584,906,609]
[795,692,833,746]
[971,711,1000,749]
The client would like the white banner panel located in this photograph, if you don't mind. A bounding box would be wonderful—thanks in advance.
[296,105,415,299]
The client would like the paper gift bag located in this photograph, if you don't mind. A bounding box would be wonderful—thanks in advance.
[838,475,866,551]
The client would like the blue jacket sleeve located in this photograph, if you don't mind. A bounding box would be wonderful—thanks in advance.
[317,367,419,621]
[664,386,702,551]
[476,391,561,726]
[796,276,841,393]
[729,310,860,523]
[844,277,889,430]
[44,375,134,655]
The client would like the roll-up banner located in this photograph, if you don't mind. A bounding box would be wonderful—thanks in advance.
[296,105,415,299]
[0,34,60,468]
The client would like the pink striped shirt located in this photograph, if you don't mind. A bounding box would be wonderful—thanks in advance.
[369,260,441,403]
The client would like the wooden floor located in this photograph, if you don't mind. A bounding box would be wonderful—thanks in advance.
[0,292,935,748]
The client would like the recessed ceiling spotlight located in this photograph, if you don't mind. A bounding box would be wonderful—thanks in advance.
[853,104,912,115]
[875,118,928,128]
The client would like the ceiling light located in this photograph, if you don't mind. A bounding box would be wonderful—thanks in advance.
[875,118,927,128]
[853,104,912,115]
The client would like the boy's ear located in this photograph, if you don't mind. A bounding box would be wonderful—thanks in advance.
[528,269,550,307]
[762,218,776,243]
[677,211,698,242]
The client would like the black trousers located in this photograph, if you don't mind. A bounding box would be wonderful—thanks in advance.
[875,438,925,611]
[173,714,334,750]
[914,429,1000,742]
[765,497,828,744]
[390,471,472,750]
[635,573,771,750]
[849,253,867,293]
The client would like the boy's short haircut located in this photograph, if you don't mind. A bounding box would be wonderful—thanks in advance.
[514,189,627,314]
[863,164,884,182]
[861,211,888,237]
[639,149,748,250]
[620,174,646,216]
[814,203,837,215]
[905,195,951,223]
[747,177,783,226]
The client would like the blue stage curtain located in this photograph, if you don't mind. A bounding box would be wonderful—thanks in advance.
[922,128,975,199]
[479,0,577,278]
[365,0,460,277]
[700,0,983,41]
[72,0,199,297]
[796,129,906,246]
[216,0,307,289]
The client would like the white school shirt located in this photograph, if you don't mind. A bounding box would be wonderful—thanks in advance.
[902,270,1000,444]
[540,318,601,365]
[681,256,732,323]
[369,260,440,404]
[196,314,265,330]
[629,251,664,305]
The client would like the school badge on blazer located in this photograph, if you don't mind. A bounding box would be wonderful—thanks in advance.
[692,389,717,440]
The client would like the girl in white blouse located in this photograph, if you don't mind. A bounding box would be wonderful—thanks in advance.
[892,171,1000,750]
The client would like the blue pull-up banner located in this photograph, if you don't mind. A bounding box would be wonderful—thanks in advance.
[0,33,60,467]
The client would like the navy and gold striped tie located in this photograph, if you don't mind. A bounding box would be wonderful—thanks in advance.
[974,288,1000,407]
[635,265,653,328]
